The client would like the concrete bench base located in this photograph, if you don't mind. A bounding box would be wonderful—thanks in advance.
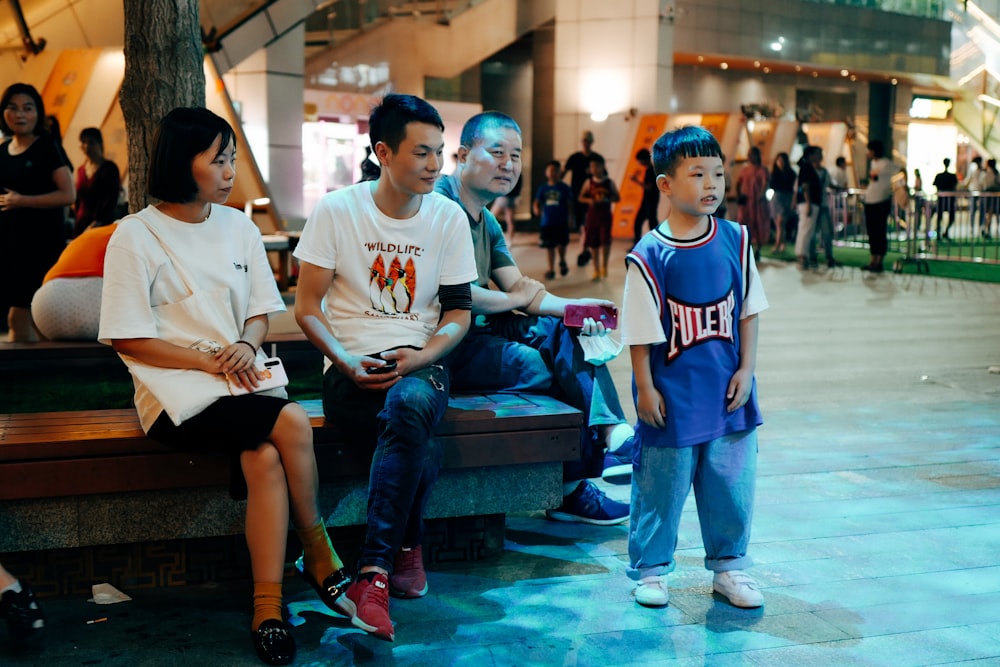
[0,462,559,553]
[0,393,580,554]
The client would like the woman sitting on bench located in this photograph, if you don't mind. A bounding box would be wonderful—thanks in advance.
[98,107,351,666]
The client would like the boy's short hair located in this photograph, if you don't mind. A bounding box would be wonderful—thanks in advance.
[652,126,724,176]
[79,127,103,145]
[369,94,443,154]
[588,155,605,165]
[460,111,521,149]
[546,159,561,170]
[148,107,235,203]
[0,83,47,137]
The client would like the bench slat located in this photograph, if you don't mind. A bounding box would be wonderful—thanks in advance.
[1,394,582,458]
[0,392,583,499]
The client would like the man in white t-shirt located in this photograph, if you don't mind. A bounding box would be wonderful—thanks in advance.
[294,94,477,642]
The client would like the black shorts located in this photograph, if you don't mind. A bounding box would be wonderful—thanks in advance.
[147,394,293,499]
[539,223,569,249]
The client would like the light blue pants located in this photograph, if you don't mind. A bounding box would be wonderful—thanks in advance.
[627,429,757,581]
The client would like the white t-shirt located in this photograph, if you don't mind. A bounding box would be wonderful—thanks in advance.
[99,204,285,430]
[865,158,897,204]
[293,182,477,356]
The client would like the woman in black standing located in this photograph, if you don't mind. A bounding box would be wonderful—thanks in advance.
[0,83,75,341]
[769,152,796,254]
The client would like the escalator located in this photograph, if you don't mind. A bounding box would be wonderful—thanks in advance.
[200,0,551,78]
[948,0,1000,158]
[301,0,555,89]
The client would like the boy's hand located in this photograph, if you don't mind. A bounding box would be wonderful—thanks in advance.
[636,387,666,428]
[726,367,754,412]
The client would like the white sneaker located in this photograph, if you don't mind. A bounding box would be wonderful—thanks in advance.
[634,576,669,607]
[712,570,763,608]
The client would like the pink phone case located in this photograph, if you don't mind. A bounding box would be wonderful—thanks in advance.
[564,304,618,330]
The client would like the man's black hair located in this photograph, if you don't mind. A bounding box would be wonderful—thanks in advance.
[369,94,444,154]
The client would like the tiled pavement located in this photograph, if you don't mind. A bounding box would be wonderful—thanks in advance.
[5,235,999,666]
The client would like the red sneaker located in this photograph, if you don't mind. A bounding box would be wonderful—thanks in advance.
[390,546,428,599]
[346,573,394,641]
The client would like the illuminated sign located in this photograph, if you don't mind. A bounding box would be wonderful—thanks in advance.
[909,96,953,120]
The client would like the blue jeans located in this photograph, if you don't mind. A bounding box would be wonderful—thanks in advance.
[323,363,449,573]
[627,429,757,581]
[446,312,626,482]
[809,207,834,263]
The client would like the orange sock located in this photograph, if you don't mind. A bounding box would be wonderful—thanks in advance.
[251,581,283,632]
[295,522,344,584]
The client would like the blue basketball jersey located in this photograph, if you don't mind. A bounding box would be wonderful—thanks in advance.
[626,217,763,448]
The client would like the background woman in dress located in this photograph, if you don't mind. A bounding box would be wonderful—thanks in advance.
[0,83,74,341]
[73,127,121,236]
[736,146,770,260]
[768,152,796,254]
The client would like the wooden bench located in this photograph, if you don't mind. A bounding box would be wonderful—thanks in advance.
[0,394,582,554]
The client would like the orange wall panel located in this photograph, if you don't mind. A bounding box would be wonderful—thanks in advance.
[42,49,102,133]
[613,114,669,239]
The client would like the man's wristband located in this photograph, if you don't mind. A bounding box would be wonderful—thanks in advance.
[235,340,257,354]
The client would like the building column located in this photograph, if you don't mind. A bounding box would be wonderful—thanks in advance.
[224,24,307,225]
[552,0,672,172]
[868,81,895,155]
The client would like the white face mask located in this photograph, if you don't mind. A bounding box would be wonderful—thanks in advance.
[577,332,624,366]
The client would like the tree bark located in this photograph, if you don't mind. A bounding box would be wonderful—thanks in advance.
[120,0,205,213]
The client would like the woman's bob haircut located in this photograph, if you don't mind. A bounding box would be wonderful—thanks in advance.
[148,107,235,203]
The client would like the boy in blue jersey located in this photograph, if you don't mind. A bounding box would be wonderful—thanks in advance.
[532,160,573,279]
[620,126,769,609]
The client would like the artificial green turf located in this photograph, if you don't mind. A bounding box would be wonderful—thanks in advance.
[762,244,1000,283]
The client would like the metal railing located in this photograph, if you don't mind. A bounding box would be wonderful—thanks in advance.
[829,189,1000,270]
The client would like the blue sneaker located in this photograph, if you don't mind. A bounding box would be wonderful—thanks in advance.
[602,435,634,485]
[545,480,629,525]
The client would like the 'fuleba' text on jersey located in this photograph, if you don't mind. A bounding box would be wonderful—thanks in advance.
[666,289,736,362]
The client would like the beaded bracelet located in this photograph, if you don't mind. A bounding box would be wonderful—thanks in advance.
[235,340,257,354]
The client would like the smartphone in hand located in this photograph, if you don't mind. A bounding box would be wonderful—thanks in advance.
[228,357,289,395]
[564,304,618,330]
[365,357,398,374]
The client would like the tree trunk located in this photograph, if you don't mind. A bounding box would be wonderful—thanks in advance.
[120,0,205,213]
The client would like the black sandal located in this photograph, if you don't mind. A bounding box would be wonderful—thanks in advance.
[252,619,295,666]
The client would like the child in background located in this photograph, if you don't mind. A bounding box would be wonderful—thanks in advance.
[578,156,620,280]
[620,125,769,609]
[533,160,573,279]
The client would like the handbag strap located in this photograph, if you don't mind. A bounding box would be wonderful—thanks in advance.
[138,212,202,296]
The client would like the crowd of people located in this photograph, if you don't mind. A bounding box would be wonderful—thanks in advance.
[3,88,768,665]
